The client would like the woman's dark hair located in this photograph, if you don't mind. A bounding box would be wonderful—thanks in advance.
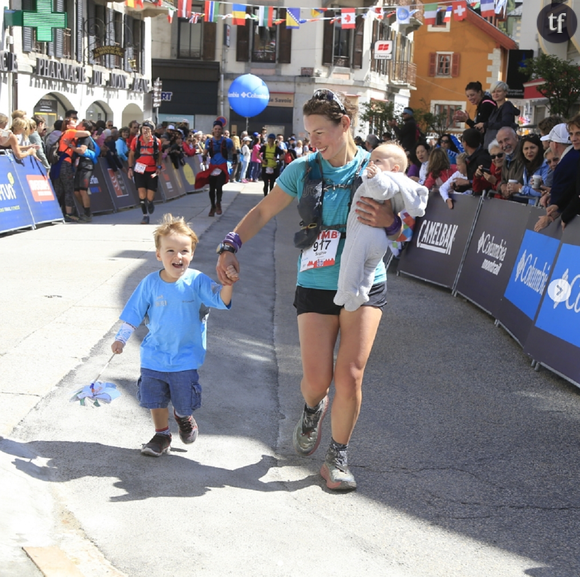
[427,147,451,179]
[465,81,483,93]
[437,133,459,153]
[517,134,544,176]
[409,140,431,166]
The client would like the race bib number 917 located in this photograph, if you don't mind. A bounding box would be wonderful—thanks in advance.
[300,230,340,272]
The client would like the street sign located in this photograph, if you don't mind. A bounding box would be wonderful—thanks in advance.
[374,40,393,60]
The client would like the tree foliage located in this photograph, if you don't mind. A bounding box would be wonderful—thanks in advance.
[359,100,398,137]
[520,53,580,118]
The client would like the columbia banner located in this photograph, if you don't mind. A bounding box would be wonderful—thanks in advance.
[455,197,529,318]
[497,208,562,346]
[524,217,580,384]
[398,194,481,289]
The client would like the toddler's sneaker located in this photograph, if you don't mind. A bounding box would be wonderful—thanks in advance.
[320,449,357,491]
[292,395,328,456]
[174,410,199,444]
[141,433,171,457]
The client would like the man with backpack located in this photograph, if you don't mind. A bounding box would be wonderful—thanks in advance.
[128,121,163,224]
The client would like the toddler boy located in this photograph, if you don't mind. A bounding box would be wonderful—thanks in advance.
[111,214,237,457]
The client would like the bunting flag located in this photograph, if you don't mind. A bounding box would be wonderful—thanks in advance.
[232,4,246,24]
[341,8,355,28]
[153,0,162,6]
[443,5,452,22]
[480,0,495,17]
[311,8,325,18]
[125,0,134,8]
[190,12,201,22]
[469,0,480,8]
[373,7,384,20]
[495,0,508,15]
[396,7,410,25]
[135,0,143,8]
[204,1,219,22]
[286,8,300,29]
[178,0,192,18]
[453,0,467,20]
[167,8,175,22]
[423,3,438,25]
[258,5,274,26]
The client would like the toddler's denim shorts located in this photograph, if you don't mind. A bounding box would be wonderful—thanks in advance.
[137,367,202,415]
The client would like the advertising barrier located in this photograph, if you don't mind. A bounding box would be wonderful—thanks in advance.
[524,218,580,383]
[398,194,481,289]
[455,197,530,317]
[0,153,62,234]
[97,159,139,211]
[497,208,561,345]
[90,161,117,214]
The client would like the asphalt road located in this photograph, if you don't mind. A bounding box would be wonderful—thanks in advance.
[2,182,580,577]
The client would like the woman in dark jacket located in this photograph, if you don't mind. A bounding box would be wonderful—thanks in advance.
[483,81,520,149]
[453,81,496,136]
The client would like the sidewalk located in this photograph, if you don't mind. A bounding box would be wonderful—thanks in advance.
[0,182,249,576]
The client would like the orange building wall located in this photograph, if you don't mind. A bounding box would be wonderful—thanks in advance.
[410,18,506,129]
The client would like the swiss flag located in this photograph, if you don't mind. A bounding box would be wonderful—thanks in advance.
[341,8,355,29]
[453,0,467,21]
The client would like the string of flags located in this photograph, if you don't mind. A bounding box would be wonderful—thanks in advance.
[139,0,509,27]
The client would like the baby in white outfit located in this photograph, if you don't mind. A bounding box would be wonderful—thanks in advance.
[334,143,428,311]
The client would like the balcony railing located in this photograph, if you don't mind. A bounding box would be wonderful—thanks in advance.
[391,61,416,87]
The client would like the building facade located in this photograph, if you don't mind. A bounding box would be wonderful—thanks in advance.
[151,0,421,139]
[0,0,168,127]
[410,4,517,135]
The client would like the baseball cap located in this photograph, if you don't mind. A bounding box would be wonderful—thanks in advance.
[243,136,251,141]
[167,124,175,130]
[541,123,570,144]
[268,133,276,139]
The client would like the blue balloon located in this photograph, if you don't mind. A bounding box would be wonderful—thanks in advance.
[228,74,270,118]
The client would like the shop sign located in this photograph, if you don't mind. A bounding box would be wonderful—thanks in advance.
[107,73,128,89]
[35,57,86,83]
[93,45,125,59]
[268,93,294,108]
[132,77,150,92]
[0,51,18,72]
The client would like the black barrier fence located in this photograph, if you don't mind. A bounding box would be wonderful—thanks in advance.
[397,194,580,388]
[0,153,206,234]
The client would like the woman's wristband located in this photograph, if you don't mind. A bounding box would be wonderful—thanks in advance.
[385,214,402,237]
[223,231,242,252]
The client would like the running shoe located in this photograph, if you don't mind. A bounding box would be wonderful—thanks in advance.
[64,214,79,223]
[292,396,329,456]
[141,433,171,457]
[174,410,199,444]
[79,213,92,223]
[320,450,357,491]
[141,215,150,224]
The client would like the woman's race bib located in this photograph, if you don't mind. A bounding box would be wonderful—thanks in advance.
[299,230,340,272]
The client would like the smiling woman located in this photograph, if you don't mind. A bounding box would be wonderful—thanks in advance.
[216,88,401,492]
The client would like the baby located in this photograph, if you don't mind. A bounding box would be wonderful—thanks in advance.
[334,143,428,311]
[439,153,468,209]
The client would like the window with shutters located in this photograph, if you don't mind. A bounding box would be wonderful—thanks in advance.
[235,8,291,63]
[322,13,364,69]
[429,52,460,77]
[177,4,217,60]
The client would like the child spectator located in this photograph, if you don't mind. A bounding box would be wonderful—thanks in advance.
[111,214,238,457]
[424,147,456,193]
[439,153,469,209]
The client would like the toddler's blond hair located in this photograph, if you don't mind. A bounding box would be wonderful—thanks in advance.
[154,214,198,250]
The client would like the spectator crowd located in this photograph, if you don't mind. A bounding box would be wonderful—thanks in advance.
[2,78,580,230]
